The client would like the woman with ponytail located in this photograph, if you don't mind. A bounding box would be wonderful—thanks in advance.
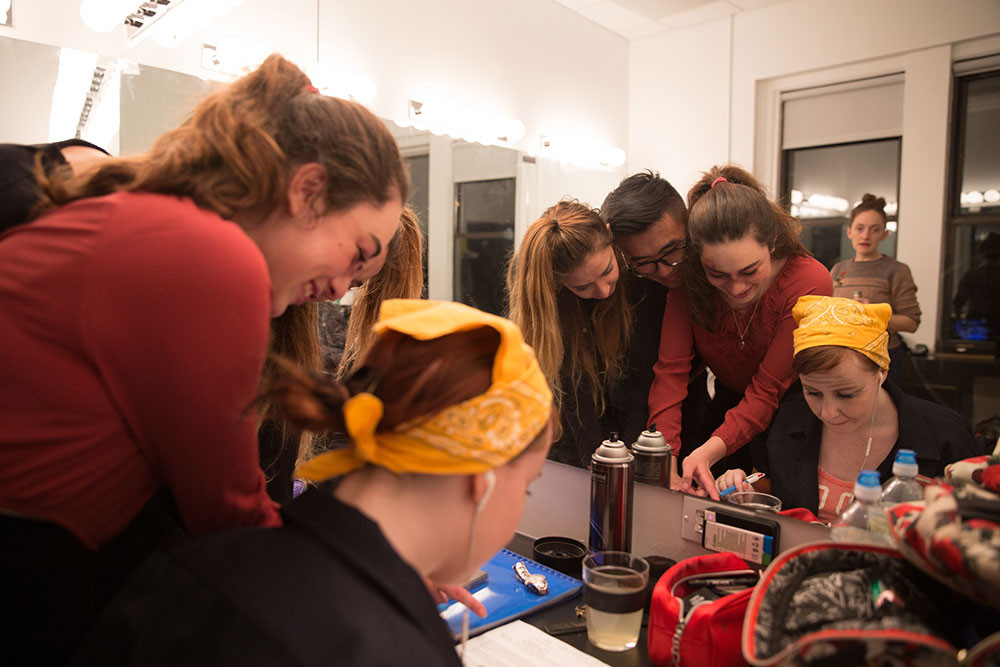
[648,165,832,499]
[508,200,660,466]
[0,54,407,663]
[76,300,553,666]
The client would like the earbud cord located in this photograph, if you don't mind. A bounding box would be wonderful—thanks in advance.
[858,378,881,473]
[459,474,493,663]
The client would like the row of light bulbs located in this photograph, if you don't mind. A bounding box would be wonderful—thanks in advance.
[961,189,1000,206]
[76,0,627,170]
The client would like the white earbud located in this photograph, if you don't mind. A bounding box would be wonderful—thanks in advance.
[475,469,496,517]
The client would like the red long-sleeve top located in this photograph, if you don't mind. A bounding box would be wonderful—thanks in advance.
[0,191,281,549]
[648,254,833,456]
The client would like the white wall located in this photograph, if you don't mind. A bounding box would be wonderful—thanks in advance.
[629,0,1000,349]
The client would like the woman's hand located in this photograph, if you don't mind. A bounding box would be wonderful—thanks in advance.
[425,579,487,618]
[714,469,752,495]
[680,436,728,500]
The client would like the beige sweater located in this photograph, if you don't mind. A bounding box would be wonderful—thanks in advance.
[830,255,921,349]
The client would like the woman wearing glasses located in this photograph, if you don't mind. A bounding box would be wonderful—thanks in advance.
[648,165,832,498]
[507,200,663,466]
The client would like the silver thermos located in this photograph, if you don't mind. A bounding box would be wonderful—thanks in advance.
[632,424,672,488]
[589,432,634,553]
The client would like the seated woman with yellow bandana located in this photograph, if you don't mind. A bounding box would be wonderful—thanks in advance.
[75,300,554,667]
[715,295,983,524]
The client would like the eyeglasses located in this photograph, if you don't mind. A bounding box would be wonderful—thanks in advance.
[622,243,688,277]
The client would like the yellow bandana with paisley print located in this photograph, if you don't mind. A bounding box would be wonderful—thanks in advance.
[792,295,891,370]
[295,299,553,481]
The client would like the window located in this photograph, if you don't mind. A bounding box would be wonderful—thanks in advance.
[779,75,904,269]
[942,68,1000,350]
[453,178,515,316]
[782,139,901,269]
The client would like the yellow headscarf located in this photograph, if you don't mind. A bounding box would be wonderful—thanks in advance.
[792,295,891,369]
[295,299,553,481]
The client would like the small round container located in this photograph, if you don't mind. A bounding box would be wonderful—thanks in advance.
[532,536,588,579]
[726,491,782,513]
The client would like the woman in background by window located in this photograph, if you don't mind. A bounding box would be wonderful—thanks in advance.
[507,200,661,466]
[830,194,920,385]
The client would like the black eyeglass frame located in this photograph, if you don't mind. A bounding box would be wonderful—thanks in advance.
[620,243,689,278]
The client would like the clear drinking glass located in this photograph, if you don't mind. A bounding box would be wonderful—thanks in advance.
[726,491,782,513]
[582,551,649,652]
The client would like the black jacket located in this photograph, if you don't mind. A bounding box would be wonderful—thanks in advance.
[74,489,462,667]
[550,278,667,467]
[761,380,985,515]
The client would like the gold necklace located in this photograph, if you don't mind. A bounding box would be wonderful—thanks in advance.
[730,298,761,350]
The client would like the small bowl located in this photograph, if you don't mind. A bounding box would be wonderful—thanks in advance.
[726,491,782,513]
[532,536,587,579]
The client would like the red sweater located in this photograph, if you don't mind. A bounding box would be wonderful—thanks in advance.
[0,192,280,549]
[648,254,833,455]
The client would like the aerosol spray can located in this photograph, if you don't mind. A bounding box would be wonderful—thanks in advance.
[632,424,672,488]
[589,432,634,553]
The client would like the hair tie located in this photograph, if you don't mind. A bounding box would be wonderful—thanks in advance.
[302,84,320,93]
[711,176,728,189]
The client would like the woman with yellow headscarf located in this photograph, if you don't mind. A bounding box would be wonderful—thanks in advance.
[714,296,982,524]
[76,300,554,667]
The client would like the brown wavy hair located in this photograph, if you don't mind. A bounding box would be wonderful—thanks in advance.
[337,207,425,381]
[506,200,632,413]
[684,164,809,331]
[793,345,880,375]
[34,53,408,223]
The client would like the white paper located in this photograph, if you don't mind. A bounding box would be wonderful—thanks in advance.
[459,621,610,667]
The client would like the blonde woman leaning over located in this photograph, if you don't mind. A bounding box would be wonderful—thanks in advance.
[508,200,663,466]
[715,296,981,523]
[76,300,553,667]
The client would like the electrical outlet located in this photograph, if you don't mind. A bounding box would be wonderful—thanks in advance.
[680,495,718,544]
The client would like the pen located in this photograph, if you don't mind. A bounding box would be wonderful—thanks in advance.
[720,472,765,497]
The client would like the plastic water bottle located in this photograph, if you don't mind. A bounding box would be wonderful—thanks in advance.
[881,449,923,505]
[830,470,894,547]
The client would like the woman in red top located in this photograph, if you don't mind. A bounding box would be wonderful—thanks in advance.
[0,54,407,664]
[647,164,832,499]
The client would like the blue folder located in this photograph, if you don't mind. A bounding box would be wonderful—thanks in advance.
[438,548,582,638]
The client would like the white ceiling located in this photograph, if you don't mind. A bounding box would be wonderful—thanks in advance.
[551,0,793,39]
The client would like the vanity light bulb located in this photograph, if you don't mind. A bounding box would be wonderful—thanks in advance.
[501,119,526,142]
[605,147,626,167]
[968,190,985,205]
[0,0,10,20]
[80,0,136,32]
[984,189,1000,204]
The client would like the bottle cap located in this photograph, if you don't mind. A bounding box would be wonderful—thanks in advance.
[854,469,882,502]
[631,423,671,455]
[892,449,919,477]
[593,432,634,464]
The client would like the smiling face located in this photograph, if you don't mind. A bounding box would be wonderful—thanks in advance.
[700,235,774,308]
[847,210,888,261]
[800,352,885,429]
[253,198,402,317]
[615,211,687,288]
[564,245,619,300]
